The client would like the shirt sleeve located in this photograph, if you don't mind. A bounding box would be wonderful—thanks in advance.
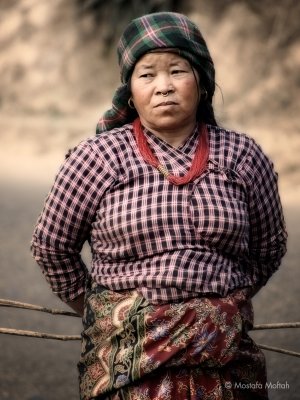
[31,140,115,302]
[239,138,288,286]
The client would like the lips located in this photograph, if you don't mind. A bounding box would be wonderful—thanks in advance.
[155,101,178,107]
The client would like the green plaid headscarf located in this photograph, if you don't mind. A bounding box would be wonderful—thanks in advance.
[96,12,215,134]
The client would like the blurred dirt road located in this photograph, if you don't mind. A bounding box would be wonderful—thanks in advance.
[0,181,299,400]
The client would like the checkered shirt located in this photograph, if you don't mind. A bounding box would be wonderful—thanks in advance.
[31,123,287,303]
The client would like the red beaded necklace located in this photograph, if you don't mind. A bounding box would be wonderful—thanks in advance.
[133,118,209,186]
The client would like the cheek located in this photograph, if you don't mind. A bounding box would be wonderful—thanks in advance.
[132,92,147,112]
[182,81,199,105]
[131,85,152,110]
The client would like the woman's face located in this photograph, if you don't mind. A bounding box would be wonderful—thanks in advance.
[130,52,200,133]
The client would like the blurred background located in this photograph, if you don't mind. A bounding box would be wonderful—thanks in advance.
[0,0,299,399]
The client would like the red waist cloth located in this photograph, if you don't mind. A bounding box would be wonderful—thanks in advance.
[78,285,268,400]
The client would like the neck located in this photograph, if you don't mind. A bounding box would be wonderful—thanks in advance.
[140,119,197,148]
[132,118,209,186]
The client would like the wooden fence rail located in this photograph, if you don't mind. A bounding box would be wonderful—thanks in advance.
[1,298,300,358]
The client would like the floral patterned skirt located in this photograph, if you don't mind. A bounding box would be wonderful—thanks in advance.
[78,284,268,400]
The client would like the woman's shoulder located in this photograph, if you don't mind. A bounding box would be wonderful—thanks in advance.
[83,122,134,151]
[63,123,134,173]
[207,124,270,172]
[207,124,267,157]
[207,124,255,147]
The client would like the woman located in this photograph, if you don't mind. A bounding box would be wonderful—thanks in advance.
[31,12,287,400]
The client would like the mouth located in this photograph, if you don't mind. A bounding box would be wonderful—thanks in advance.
[155,101,178,107]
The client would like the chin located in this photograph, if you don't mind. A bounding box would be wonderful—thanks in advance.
[149,116,185,130]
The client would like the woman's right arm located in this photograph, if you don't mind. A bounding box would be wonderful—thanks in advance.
[31,140,115,308]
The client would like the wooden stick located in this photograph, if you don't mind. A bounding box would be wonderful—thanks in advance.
[257,343,300,358]
[0,299,79,317]
[0,327,80,341]
[252,322,300,330]
[1,328,300,358]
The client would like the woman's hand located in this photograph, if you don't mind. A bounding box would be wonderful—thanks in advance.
[66,293,85,317]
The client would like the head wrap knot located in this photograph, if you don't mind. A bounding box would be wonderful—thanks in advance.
[97,12,215,134]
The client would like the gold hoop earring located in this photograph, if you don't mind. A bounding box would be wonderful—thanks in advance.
[128,97,135,109]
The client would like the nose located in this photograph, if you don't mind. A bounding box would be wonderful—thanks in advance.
[155,73,174,95]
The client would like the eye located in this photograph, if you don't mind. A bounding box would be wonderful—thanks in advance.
[171,69,186,75]
[139,73,153,78]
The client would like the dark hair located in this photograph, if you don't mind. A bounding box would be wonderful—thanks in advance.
[197,99,218,126]
[192,66,218,127]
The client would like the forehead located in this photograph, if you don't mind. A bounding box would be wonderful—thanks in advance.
[134,51,191,68]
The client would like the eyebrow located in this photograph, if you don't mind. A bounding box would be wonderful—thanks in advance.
[137,64,154,69]
[137,60,189,69]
